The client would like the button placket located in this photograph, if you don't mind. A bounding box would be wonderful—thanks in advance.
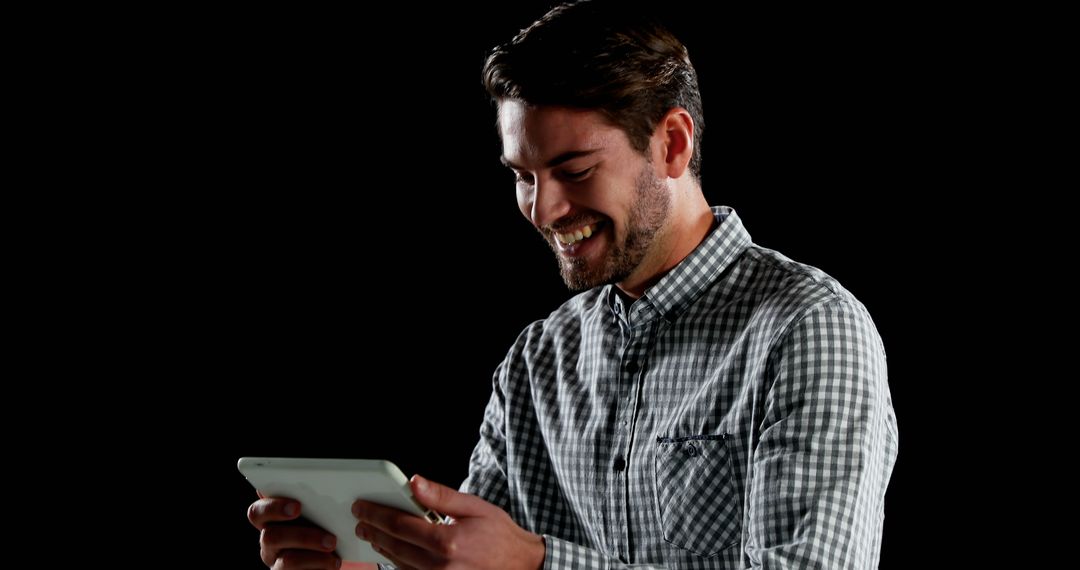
[611,324,645,563]
[612,320,658,564]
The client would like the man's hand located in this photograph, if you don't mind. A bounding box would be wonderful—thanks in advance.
[352,475,546,570]
[248,495,348,570]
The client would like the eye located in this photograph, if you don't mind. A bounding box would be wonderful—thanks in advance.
[562,167,594,181]
[514,171,535,186]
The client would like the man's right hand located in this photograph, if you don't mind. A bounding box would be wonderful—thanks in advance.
[248,496,342,569]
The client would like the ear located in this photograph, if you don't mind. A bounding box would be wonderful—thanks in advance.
[652,107,694,179]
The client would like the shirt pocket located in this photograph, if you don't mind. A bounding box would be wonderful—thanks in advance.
[653,434,740,557]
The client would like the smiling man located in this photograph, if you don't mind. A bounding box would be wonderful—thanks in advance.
[248,1,897,568]
[499,101,713,297]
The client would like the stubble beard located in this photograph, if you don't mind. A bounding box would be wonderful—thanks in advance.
[547,166,671,291]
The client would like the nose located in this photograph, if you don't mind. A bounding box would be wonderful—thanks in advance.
[526,176,572,229]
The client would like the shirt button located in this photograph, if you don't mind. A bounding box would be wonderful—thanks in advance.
[614,304,622,314]
[685,442,698,457]
[613,455,626,472]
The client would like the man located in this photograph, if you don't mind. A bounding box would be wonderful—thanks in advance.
[247,1,898,568]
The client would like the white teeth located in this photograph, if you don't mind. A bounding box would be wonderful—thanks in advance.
[555,222,600,245]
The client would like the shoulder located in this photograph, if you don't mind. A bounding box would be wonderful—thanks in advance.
[744,244,851,307]
[741,249,889,406]
[739,244,879,344]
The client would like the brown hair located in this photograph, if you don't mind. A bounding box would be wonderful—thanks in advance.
[482,0,705,181]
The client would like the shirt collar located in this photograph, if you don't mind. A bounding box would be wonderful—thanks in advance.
[608,206,752,324]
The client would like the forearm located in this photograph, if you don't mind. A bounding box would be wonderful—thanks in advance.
[543,535,669,569]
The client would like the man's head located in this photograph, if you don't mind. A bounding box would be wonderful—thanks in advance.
[484,1,707,292]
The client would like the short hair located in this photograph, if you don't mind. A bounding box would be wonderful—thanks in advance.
[483,0,705,181]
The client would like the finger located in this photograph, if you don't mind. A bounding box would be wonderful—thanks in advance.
[410,474,490,518]
[270,548,341,570]
[352,501,440,551]
[249,497,302,529]
[358,523,442,570]
[260,526,337,567]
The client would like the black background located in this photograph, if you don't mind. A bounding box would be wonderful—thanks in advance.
[135,2,1003,567]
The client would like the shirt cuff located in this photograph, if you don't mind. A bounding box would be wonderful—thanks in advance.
[543,534,625,569]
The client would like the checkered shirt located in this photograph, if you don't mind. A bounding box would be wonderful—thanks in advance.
[387,206,898,569]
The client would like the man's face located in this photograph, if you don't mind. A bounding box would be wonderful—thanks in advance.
[499,101,670,291]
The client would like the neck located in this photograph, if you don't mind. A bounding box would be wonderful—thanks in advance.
[616,187,715,299]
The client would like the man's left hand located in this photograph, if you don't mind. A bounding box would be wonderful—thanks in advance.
[352,474,545,570]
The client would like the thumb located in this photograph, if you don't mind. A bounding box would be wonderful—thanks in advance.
[410,474,490,518]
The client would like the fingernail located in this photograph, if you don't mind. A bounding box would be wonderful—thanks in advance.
[322,535,336,550]
[357,525,368,539]
[284,502,299,517]
[335,559,342,569]
[412,475,426,493]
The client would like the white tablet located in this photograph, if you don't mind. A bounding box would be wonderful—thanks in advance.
[238,457,446,564]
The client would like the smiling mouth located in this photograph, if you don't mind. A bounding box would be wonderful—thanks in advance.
[554,220,606,246]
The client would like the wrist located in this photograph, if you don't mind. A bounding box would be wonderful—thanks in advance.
[527,532,546,570]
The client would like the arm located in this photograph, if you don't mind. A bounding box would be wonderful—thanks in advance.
[541,537,670,569]
[458,362,513,510]
[372,361,515,570]
[474,340,672,569]
[369,350,671,570]
[747,300,898,568]
[361,478,672,570]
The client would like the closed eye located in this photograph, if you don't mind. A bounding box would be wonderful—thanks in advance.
[514,171,534,186]
[562,167,594,181]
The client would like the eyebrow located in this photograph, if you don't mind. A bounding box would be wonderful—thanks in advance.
[500,149,601,170]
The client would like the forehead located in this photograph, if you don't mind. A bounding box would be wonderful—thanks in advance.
[498,101,625,167]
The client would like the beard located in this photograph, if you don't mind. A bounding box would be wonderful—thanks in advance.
[545,164,671,291]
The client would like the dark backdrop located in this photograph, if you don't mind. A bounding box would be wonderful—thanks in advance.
[159,2,992,567]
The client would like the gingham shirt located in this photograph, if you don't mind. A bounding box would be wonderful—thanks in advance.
[392,206,898,569]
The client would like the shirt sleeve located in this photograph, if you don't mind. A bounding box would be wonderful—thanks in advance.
[544,535,670,569]
[462,339,671,569]
[746,299,898,568]
[376,362,514,570]
[457,358,513,509]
